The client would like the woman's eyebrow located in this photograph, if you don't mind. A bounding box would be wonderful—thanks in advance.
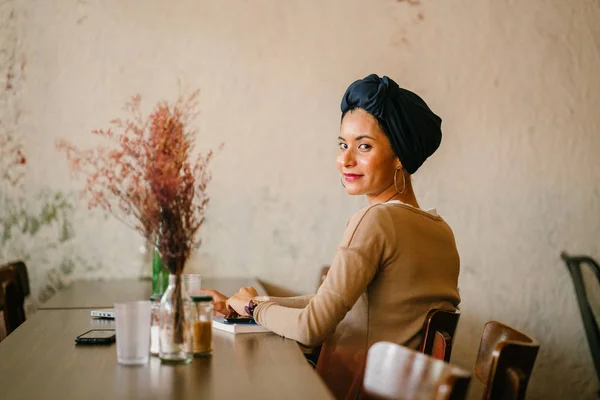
[338,135,376,141]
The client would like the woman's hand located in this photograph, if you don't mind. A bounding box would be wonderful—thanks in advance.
[199,289,229,316]
[226,286,259,316]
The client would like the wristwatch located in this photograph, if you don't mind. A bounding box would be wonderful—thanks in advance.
[245,296,270,317]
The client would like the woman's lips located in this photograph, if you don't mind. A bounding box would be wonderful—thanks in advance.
[344,173,363,182]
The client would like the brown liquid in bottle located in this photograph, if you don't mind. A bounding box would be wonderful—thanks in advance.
[193,321,212,355]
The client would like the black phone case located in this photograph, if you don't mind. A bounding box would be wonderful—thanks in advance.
[223,317,256,324]
[75,329,116,345]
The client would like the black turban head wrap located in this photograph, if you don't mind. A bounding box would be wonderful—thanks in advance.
[340,74,442,174]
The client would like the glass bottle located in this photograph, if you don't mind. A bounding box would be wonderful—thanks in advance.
[191,295,213,357]
[159,274,193,364]
[150,294,162,356]
[151,244,170,296]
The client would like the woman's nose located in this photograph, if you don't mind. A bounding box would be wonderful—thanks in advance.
[341,148,356,168]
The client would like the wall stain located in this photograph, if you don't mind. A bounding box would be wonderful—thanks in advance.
[391,28,410,46]
[396,0,421,5]
[5,72,13,90]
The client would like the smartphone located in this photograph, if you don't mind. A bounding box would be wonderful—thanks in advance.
[75,329,116,345]
[223,316,257,324]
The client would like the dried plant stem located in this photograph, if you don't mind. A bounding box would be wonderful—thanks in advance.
[171,272,185,345]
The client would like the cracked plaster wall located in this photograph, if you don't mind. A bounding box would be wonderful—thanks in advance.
[1,0,599,398]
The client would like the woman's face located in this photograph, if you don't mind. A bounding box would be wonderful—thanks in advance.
[337,108,400,200]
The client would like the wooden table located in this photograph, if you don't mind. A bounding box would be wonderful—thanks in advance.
[0,309,333,399]
[39,278,266,310]
[0,279,334,399]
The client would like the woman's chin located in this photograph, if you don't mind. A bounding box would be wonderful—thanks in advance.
[344,186,364,195]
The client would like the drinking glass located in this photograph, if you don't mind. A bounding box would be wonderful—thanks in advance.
[114,301,151,365]
[182,274,202,296]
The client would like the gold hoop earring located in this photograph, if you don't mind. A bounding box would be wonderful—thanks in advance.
[393,167,406,194]
[340,175,346,188]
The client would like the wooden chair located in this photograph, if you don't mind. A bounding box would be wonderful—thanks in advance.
[0,264,27,335]
[0,282,6,340]
[419,309,461,362]
[561,251,600,391]
[475,321,540,400]
[363,341,471,400]
[10,261,30,298]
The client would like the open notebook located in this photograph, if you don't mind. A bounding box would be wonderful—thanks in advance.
[212,316,270,334]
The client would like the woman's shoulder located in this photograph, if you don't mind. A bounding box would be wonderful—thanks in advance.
[346,204,389,227]
[347,202,440,228]
[381,201,443,221]
[341,204,395,247]
[342,203,447,245]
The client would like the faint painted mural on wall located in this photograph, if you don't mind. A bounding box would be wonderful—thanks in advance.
[0,186,101,305]
[0,1,99,310]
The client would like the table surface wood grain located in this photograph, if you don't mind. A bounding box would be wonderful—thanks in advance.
[0,279,334,400]
[39,277,267,310]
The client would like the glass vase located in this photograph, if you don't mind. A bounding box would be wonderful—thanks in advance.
[159,274,193,364]
[152,246,170,296]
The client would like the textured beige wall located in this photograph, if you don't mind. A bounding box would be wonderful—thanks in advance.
[2,0,600,398]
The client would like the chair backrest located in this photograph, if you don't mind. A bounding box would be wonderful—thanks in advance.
[561,251,600,384]
[10,261,30,297]
[0,264,27,335]
[419,309,461,362]
[317,265,330,290]
[475,321,540,400]
[363,341,471,400]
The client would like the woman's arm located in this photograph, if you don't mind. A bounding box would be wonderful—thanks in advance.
[252,206,392,347]
[267,295,315,309]
[226,293,315,317]
[253,247,378,347]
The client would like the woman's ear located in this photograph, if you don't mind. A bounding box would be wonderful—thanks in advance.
[396,158,403,170]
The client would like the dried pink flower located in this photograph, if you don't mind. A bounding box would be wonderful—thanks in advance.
[57,91,221,275]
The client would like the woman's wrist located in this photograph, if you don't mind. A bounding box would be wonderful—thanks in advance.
[244,296,270,317]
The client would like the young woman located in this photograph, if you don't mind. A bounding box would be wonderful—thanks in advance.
[206,74,460,400]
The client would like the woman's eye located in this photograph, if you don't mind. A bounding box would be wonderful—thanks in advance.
[338,142,348,150]
[358,143,371,150]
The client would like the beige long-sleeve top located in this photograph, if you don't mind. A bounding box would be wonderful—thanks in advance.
[253,201,460,400]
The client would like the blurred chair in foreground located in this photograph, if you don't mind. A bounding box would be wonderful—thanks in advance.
[419,308,461,362]
[475,321,539,400]
[363,341,471,400]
